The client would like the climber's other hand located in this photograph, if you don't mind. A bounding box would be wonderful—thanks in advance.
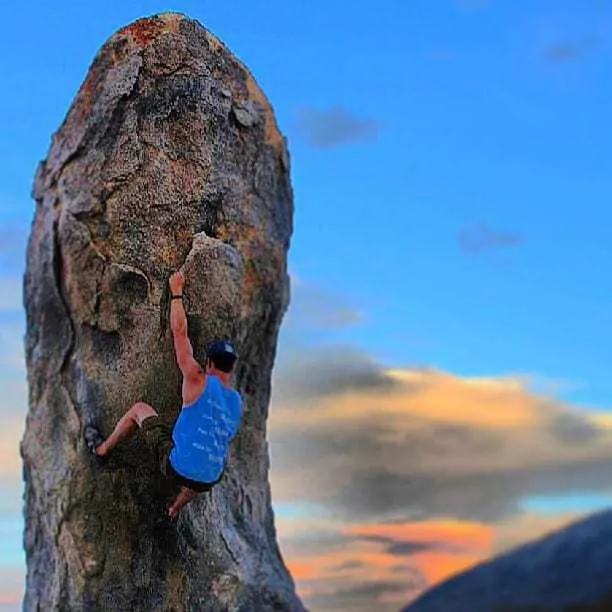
[169,270,185,295]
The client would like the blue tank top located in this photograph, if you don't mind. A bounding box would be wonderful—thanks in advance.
[169,375,243,483]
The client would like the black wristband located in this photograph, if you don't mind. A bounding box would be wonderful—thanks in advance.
[171,295,183,300]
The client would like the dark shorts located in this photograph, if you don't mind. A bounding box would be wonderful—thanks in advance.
[141,416,222,494]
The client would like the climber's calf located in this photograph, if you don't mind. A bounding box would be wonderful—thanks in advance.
[88,402,157,457]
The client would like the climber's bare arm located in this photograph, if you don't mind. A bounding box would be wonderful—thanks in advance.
[169,271,201,380]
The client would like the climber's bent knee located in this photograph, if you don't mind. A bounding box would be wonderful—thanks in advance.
[130,402,158,427]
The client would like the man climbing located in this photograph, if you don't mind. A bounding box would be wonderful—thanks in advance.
[84,270,243,520]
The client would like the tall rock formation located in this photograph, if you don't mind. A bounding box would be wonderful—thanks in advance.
[21,13,303,612]
[403,509,612,612]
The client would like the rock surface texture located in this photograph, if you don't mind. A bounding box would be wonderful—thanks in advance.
[21,13,303,612]
[403,509,612,612]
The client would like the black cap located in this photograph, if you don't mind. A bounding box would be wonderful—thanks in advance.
[206,340,237,359]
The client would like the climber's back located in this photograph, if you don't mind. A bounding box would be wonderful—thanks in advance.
[170,367,242,484]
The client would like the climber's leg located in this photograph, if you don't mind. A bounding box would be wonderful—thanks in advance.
[168,487,199,520]
[95,402,158,456]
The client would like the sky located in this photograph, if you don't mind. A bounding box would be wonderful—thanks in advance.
[2,0,612,610]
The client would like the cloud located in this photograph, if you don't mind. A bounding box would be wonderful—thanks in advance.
[295,107,380,149]
[458,222,522,256]
[0,323,25,373]
[272,345,400,405]
[381,541,439,557]
[0,315,28,490]
[277,518,429,611]
[275,514,494,611]
[271,282,612,608]
[0,272,27,612]
[0,589,23,608]
[305,580,417,612]
[275,510,583,610]
[543,40,594,63]
[1,533,24,612]
[0,279,22,313]
[283,277,364,334]
[270,303,612,608]
[345,521,493,555]
[0,222,28,272]
[549,410,601,445]
[270,362,612,524]
[274,276,382,404]
[0,417,25,488]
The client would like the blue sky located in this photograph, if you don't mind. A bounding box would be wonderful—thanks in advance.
[3,0,612,408]
[522,492,612,515]
[2,1,612,610]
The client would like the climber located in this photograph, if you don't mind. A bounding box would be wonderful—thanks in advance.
[84,270,243,521]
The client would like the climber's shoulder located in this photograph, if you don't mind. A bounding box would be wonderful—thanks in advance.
[181,369,207,405]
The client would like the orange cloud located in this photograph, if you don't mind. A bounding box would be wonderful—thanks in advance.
[276,516,496,610]
[269,356,612,610]
[414,550,488,587]
[344,519,494,552]
[285,560,319,581]
[288,539,398,581]
[0,415,25,486]
[0,568,24,606]
[273,367,608,441]
[277,512,586,610]
[343,519,493,595]
[282,538,423,611]
[0,589,22,605]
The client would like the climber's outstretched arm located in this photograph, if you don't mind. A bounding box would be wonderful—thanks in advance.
[169,271,201,379]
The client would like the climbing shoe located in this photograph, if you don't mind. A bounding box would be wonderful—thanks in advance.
[84,425,107,466]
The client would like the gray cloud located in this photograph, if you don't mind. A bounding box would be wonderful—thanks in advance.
[277,529,354,559]
[293,454,612,525]
[549,409,602,445]
[334,560,367,570]
[544,41,591,63]
[542,33,599,64]
[295,107,380,149]
[272,417,504,480]
[304,578,425,612]
[283,281,363,334]
[387,541,440,556]
[458,222,522,255]
[269,347,612,524]
[359,534,439,557]
[545,43,583,62]
[272,346,402,404]
[279,529,439,564]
